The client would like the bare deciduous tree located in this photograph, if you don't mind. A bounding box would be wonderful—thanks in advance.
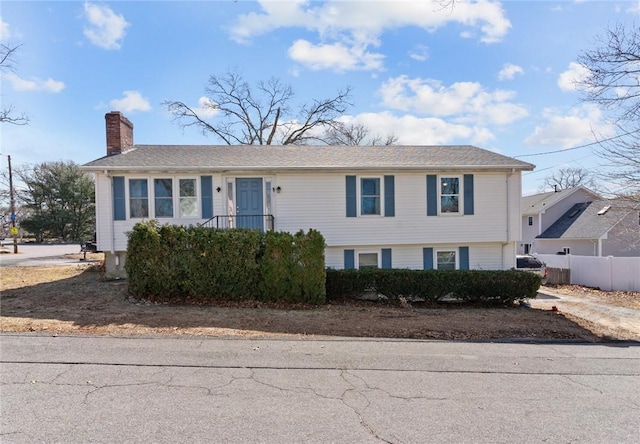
[541,167,599,192]
[577,24,640,197]
[322,122,398,146]
[0,43,28,125]
[164,70,352,145]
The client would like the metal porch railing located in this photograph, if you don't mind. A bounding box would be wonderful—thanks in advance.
[199,215,274,231]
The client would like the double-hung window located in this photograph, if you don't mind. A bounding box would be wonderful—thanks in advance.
[179,178,198,217]
[361,177,381,215]
[129,179,149,218]
[440,177,460,214]
[154,178,173,218]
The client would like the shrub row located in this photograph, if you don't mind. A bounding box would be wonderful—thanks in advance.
[326,268,540,304]
[125,221,326,304]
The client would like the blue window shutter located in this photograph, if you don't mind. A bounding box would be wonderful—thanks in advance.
[344,249,355,269]
[113,176,125,221]
[463,174,474,215]
[423,247,434,270]
[381,248,392,269]
[201,176,213,219]
[346,176,356,217]
[426,175,437,216]
[384,175,395,217]
[459,246,470,270]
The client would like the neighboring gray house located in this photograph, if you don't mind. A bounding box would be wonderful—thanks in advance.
[535,199,640,257]
[520,186,599,255]
[82,112,534,278]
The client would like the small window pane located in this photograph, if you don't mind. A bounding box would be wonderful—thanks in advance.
[441,178,459,195]
[437,251,456,270]
[154,179,173,218]
[359,253,378,269]
[361,178,381,215]
[180,179,196,197]
[180,198,197,217]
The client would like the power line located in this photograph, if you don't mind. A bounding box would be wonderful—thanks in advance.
[513,128,639,159]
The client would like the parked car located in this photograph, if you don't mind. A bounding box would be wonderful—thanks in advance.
[516,255,548,285]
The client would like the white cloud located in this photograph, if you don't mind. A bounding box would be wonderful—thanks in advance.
[379,75,528,125]
[194,96,219,119]
[558,62,590,92]
[2,72,65,93]
[83,3,130,50]
[288,39,384,72]
[498,63,524,81]
[625,2,640,15]
[109,91,151,113]
[408,44,429,62]
[524,104,613,148]
[341,111,495,146]
[0,17,11,40]
[230,0,511,71]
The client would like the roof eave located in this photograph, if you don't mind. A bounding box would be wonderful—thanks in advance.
[81,164,534,172]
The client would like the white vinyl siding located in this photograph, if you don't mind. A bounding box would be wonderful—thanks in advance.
[95,170,523,271]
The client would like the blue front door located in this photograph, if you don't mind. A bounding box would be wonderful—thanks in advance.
[236,178,263,230]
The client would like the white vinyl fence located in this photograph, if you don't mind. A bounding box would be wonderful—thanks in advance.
[536,254,640,292]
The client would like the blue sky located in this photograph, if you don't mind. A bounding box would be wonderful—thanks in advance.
[1,0,638,195]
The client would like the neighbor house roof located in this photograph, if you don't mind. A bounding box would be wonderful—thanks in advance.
[521,186,599,215]
[537,199,639,240]
[82,145,535,172]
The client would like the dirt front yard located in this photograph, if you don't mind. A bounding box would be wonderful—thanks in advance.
[1,260,637,341]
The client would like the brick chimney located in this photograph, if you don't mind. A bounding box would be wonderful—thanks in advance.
[105,111,134,156]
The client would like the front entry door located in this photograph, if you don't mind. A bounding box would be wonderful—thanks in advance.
[236,178,263,230]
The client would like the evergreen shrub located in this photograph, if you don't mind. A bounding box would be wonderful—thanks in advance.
[325,268,540,304]
[125,221,325,304]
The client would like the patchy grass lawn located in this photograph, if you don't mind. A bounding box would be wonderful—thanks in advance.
[0,264,630,341]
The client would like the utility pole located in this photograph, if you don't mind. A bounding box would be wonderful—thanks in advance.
[8,155,18,253]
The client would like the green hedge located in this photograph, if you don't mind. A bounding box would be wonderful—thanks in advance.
[125,221,325,304]
[326,268,540,304]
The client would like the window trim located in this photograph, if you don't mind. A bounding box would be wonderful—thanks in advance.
[126,176,206,220]
[435,249,458,270]
[438,175,463,215]
[358,175,384,217]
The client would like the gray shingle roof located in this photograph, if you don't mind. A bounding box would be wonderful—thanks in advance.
[521,186,598,214]
[537,199,639,239]
[82,144,535,172]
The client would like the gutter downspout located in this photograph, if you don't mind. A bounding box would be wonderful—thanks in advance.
[106,171,115,256]
[502,170,513,269]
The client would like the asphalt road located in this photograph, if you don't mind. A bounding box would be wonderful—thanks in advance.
[1,334,639,443]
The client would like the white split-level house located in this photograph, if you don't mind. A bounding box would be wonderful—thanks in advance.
[82,112,535,278]
[520,186,599,255]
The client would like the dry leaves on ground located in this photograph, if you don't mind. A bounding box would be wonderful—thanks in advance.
[0,265,630,342]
